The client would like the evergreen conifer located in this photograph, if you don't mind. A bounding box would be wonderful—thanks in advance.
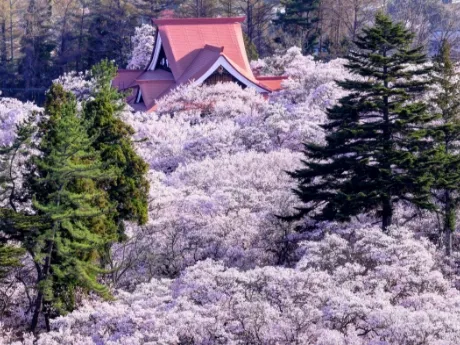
[289,13,435,231]
[0,244,23,279]
[29,84,114,332]
[83,60,149,244]
[275,0,320,54]
[428,41,460,256]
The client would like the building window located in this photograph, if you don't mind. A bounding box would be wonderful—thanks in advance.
[155,46,171,72]
[204,66,246,88]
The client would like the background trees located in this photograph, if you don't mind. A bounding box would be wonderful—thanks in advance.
[1,0,459,103]
[274,0,320,54]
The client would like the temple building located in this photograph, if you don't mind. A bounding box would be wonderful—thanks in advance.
[113,17,286,112]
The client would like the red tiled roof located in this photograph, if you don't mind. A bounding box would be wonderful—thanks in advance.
[153,17,246,25]
[136,69,174,81]
[155,17,253,81]
[176,45,222,84]
[256,76,289,92]
[139,79,176,111]
[115,17,286,112]
[112,70,144,90]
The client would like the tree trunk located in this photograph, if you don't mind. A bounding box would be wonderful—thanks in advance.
[382,197,393,232]
[1,19,7,64]
[31,194,60,332]
[444,190,455,256]
[381,50,393,233]
[9,0,13,61]
[246,0,253,42]
[77,7,85,72]
[30,290,44,333]
[30,237,54,333]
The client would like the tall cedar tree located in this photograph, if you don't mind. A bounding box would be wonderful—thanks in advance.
[274,0,320,54]
[83,60,149,247]
[29,84,114,332]
[289,13,435,232]
[428,41,460,256]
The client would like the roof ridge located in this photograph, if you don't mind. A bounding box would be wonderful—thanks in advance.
[204,44,224,53]
[175,47,222,82]
[153,17,245,26]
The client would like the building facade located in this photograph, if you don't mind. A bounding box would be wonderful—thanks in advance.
[113,17,285,112]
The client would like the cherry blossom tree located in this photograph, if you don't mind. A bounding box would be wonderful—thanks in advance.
[126,24,156,70]
[13,226,460,345]
[0,96,40,147]
[3,48,460,344]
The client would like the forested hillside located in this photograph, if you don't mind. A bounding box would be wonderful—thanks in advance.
[2,2,460,345]
[1,0,460,103]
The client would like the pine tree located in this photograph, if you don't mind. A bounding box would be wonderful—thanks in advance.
[244,33,259,61]
[28,84,114,332]
[428,41,460,256]
[0,243,23,279]
[289,13,435,232]
[83,60,149,245]
[86,0,140,68]
[274,0,321,54]
[18,0,55,90]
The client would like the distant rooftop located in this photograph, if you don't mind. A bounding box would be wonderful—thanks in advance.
[114,17,286,112]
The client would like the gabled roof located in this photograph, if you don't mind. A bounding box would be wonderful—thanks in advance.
[115,16,285,112]
[113,70,144,90]
[152,17,252,81]
[175,45,223,85]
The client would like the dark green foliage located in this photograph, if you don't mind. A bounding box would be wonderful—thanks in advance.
[83,60,149,241]
[85,1,139,69]
[274,0,320,54]
[244,33,259,61]
[28,84,115,332]
[1,0,155,101]
[18,0,55,90]
[0,244,24,280]
[427,41,460,256]
[290,13,435,231]
[0,62,149,332]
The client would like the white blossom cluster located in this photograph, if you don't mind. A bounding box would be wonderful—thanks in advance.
[126,24,156,70]
[10,227,460,345]
[0,97,40,146]
[109,59,349,285]
[52,70,96,102]
[2,49,460,344]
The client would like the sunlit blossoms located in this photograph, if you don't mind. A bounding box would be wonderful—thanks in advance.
[21,227,460,345]
[126,24,156,70]
[0,97,40,146]
[3,48,460,344]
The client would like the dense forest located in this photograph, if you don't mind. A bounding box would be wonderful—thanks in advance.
[3,0,460,344]
[0,0,459,103]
